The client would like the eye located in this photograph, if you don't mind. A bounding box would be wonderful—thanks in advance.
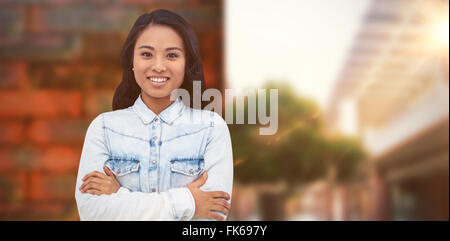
[167,53,179,59]
[141,52,152,58]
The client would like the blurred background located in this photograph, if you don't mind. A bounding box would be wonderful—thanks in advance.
[0,0,448,220]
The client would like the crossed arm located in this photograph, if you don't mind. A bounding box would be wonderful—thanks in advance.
[79,167,230,220]
[75,114,233,221]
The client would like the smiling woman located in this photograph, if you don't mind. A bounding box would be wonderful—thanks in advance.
[112,9,206,111]
[75,9,233,221]
[133,24,186,109]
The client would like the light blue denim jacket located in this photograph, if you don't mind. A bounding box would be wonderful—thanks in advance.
[75,95,233,220]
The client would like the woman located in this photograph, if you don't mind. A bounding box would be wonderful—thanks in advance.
[75,9,233,221]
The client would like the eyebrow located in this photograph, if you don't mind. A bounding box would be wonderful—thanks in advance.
[137,45,183,52]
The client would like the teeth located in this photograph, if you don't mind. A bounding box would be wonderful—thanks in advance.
[148,77,169,82]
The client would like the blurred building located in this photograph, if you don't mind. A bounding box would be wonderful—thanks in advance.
[0,0,224,220]
[326,0,449,220]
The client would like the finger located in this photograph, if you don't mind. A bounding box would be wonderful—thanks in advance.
[83,177,104,185]
[82,182,102,192]
[104,166,116,179]
[80,176,103,187]
[210,204,229,216]
[209,212,225,221]
[211,191,230,200]
[192,172,208,188]
[82,171,102,181]
[214,199,231,210]
[80,178,103,191]
[85,189,102,195]
[80,182,88,192]
[80,183,102,193]
[82,171,108,181]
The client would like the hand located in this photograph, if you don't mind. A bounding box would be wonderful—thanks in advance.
[79,166,121,195]
[187,172,231,221]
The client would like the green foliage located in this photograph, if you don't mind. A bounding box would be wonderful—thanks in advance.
[230,81,366,185]
[324,136,366,182]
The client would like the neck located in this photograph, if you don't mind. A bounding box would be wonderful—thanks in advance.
[140,92,174,115]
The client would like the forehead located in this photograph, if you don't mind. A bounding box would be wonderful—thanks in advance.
[135,24,184,49]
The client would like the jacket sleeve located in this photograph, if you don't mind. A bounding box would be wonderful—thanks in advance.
[193,112,234,221]
[75,114,195,221]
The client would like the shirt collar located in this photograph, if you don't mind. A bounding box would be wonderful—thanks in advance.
[132,94,185,125]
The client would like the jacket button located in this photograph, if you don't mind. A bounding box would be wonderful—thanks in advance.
[152,188,156,192]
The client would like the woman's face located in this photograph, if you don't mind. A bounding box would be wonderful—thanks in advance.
[133,24,186,100]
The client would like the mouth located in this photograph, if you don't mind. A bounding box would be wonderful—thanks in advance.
[147,76,170,83]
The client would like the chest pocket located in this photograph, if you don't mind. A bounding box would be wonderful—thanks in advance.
[104,158,141,192]
[170,158,205,188]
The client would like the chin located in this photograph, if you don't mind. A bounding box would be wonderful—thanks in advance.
[143,90,172,99]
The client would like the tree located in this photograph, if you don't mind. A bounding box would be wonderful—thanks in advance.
[229,81,366,220]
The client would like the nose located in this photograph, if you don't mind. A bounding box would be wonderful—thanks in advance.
[152,57,167,73]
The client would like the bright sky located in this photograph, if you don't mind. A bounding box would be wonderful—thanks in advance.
[225,0,371,109]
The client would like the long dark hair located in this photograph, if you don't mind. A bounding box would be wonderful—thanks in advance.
[112,9,205,110]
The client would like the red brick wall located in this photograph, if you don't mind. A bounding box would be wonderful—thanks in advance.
[0,0,223,220]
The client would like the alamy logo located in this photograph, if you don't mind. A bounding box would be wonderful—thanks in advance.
[170,81,278,135]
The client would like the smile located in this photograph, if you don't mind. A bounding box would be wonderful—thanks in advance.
[147,76,170,82]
